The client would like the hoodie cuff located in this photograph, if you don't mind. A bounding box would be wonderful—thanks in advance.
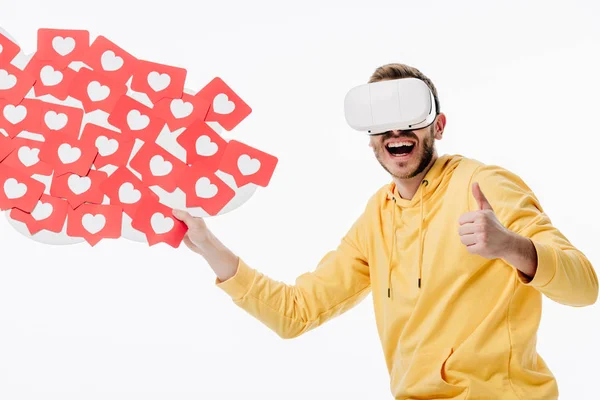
[516,240,556,288]
[215,258,256,301]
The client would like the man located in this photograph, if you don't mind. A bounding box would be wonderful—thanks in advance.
[172,63,598,399]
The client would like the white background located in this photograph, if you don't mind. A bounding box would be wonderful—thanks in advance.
[0,0,599,398]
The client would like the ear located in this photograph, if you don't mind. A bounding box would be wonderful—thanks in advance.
[433,113,446,140]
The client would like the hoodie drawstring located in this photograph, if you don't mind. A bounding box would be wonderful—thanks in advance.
[387,197,397,298]
[417,179,428,288]
[387,179,429,299]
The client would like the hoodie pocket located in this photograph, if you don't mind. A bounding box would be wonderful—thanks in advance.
[390,347,469,399]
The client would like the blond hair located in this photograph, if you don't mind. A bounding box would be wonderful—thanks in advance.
[368,63,440,114]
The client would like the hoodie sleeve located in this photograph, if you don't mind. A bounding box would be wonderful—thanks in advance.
[214,203,372,339]
[469,164,599,307]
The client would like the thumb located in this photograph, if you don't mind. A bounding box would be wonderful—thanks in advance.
[173,209,210,245]
[172,209,197,226]
[472,182,493,211]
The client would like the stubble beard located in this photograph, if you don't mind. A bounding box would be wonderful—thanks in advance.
[375,127,435,180]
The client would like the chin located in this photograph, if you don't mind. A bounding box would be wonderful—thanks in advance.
[389,159,420,178]
[392,169,417,180]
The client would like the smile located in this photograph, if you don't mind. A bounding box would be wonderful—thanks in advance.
[385,141,416,158]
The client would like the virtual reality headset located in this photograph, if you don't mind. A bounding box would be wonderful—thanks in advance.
[344,77,438,135]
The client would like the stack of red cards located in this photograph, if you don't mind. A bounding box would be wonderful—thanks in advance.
[0,27,278,248]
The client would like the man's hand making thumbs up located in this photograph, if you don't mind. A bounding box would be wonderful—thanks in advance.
[457,182,516,260]
[457,182,538,280]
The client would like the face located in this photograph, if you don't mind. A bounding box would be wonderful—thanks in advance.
[369,121,439,180]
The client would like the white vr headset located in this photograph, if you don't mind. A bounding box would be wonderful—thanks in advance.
[344,77,438,135]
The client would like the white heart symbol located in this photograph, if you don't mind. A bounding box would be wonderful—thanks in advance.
[18,146,40,167]
[52,36,76,56]
[100,50,123,71]
[149,155,172,177]
[40,65,64,86]
[118,182,141,204]
[3,104,27,124]
[82,213,106,234]
[0,69,17,90]
[58,143,81,164]
[44,111,68,130]
[126,109,150,131]
[151,212,174,234]
[31,201,53,221]
[147,71,171,92]
[3,178,27,199]
[212,93,235,114]
[87,81,110,102]
[95,136,119,156]
[170,99,193,119]
[237,154,261,176]
[195,177,218,199]
[67,175,91,195]
[195,135,218,156]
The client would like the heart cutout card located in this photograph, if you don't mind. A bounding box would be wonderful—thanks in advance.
[217,140,278,188]
[0,98,43,138]
[131,197,187,248]
[25,56,78,100]
[10,194,70,235]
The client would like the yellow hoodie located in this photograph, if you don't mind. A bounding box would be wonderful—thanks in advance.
[215,154,598,399]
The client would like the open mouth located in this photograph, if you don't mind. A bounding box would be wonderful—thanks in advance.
[385,141,416,157]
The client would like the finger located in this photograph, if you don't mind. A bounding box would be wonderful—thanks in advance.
[458,222,479,236]
[183,235,200,253]
[472,182,493,211]
[183,233,194,247]
[460,233,478,246]
[172,209,196,226]
[465,242,481,254]
[458,211,479,225]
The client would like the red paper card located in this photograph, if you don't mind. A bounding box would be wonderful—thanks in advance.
[129,141,186,192]
[36,28,90,64]
[152,93,210,131]
[9,194,69,235]
[25,55,76,100]
[66,203,122,246]
[0,33,21,66]
[107,95,165,142]
[217,140,278,187]
[80,124,134,169]
[3,138,54,176]
[0,134,16,162]
[131,197,187,247]
[196,77,252,131]
[0,163,45,212]
[130,60,186,104]
[69,67,127,113]
[0,64,36,104]
[99,167,159,218]
[40,102,83,139]
[82,35,138,85]
[50,169,107,209]
[39,134,98,177]
[177,163,235,215]
[176,120,228,170]
[0,98,43,138]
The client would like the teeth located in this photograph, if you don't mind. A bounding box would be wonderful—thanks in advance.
[387,142,414,148]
